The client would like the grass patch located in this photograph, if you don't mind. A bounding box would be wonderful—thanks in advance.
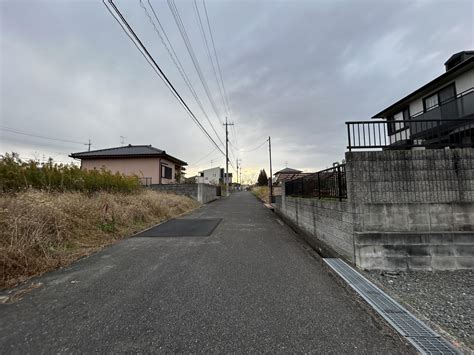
[252,186,270,203]
[0,189,199,289]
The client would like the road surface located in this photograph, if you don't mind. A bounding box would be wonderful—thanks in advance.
[0,191,413,353]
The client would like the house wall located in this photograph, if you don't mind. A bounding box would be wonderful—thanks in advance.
[198,167,221,185]
[407,68,474,117]
[81,157,177,184]
[387,68,474,145]
[275,148,474,271]
[159,158,177,184]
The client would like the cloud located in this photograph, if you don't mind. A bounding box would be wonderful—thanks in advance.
[1,0,473,183]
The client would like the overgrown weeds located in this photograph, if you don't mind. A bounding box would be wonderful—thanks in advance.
[0,153,140,193]
[252,186,270,203]
[0,189,199,289]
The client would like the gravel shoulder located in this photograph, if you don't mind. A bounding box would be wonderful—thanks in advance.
[365,270,473,351]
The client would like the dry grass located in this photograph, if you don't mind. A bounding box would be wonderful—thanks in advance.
[0,189,199,289]
[252,186,270,203]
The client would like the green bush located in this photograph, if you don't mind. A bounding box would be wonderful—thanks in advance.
[0,153,141,193]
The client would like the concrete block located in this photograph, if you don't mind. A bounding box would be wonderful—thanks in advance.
[383,256,409,271]
[453,244,474,256]
[430,256,458,271]
[429,245,456,256]
[455,256,474,269]
[406,245,431,256]
[407,256,432,270]
[408,213,430,226]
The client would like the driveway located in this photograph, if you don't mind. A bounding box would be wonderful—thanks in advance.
[0,191,414,353]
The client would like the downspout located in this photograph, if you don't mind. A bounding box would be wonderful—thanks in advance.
[158,158,162,185]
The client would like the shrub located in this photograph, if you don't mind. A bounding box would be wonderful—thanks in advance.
[0,153,140,193]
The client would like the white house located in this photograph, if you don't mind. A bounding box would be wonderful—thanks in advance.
[197,167,232,185]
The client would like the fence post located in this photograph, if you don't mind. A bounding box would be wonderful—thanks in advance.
[346,123,352,152]
[317,172,321,199]
[437,120,441,146]
[337,165,343,201]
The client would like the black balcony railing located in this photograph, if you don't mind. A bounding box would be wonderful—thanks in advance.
[346,119,474,151]
[411,87,474,122]
[346,87,474,151]
[285,164,347,200]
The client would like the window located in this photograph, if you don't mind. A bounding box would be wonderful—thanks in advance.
[424,93,438,111]
[161,166,172,179]
[423,83,456,112]
[439,84,456,104]
[388,107,409,135]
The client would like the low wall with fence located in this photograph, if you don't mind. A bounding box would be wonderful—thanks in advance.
[275,148,474,270]
[150,183,218,204]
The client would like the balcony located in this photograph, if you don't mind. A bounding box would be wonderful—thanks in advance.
[409,88,474,139]
[345,88,474,150]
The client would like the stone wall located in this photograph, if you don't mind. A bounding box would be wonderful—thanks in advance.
[151,183,217,204]
[346,149,474,203]
[275,148,474,271]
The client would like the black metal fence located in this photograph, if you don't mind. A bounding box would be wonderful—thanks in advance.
[285,164,347,200]
[346,118,474,151]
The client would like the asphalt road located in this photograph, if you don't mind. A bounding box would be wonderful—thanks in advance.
[0,191,414,353]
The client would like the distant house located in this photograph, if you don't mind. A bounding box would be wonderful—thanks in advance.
[273,167,304,185]
[197,167,232,185]
[70,145,187,185]
[373,50,474,147]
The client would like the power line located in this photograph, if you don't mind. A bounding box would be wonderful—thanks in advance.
[188,146,218,166]
[203,0,232,120]
[193,0,227,118]
[0,126,88,146]
[103,0,225,157]
[167,0,223,126]
[202,0,239,155]
[139,0,225,149]
[240,138,269,153]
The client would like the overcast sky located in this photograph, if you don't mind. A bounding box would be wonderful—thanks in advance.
[1,0,473,182]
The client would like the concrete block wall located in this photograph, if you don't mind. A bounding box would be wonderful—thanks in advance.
[276,148,474,271]
[151,183,217,204]
[359,202,474,232]
[197,184,218,204]
[346,148,474,203]
[354,232,474,270]
[277,196,357,262]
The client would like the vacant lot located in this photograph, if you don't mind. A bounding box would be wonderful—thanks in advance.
[0,189,199,289]
[252,186,270,203]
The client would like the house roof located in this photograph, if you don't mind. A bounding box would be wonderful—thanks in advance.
[274,167,302,175]
[70,145,187,166]
[372,54,474,119]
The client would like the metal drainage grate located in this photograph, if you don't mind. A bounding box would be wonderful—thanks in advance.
[324,258,460,355]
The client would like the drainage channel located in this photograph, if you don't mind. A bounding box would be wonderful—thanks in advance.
[324,258,460,355]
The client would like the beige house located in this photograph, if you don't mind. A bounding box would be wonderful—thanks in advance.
[70,144,187,185]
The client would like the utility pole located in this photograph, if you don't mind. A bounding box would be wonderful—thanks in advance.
[120,136,126,146]
[87,139,91,152]
[223,117,233,195]
[236,159,239,184]
[268,136,273,203]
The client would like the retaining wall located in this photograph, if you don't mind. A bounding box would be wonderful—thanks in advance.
[275,148,474,271]
[151,183,218,204]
